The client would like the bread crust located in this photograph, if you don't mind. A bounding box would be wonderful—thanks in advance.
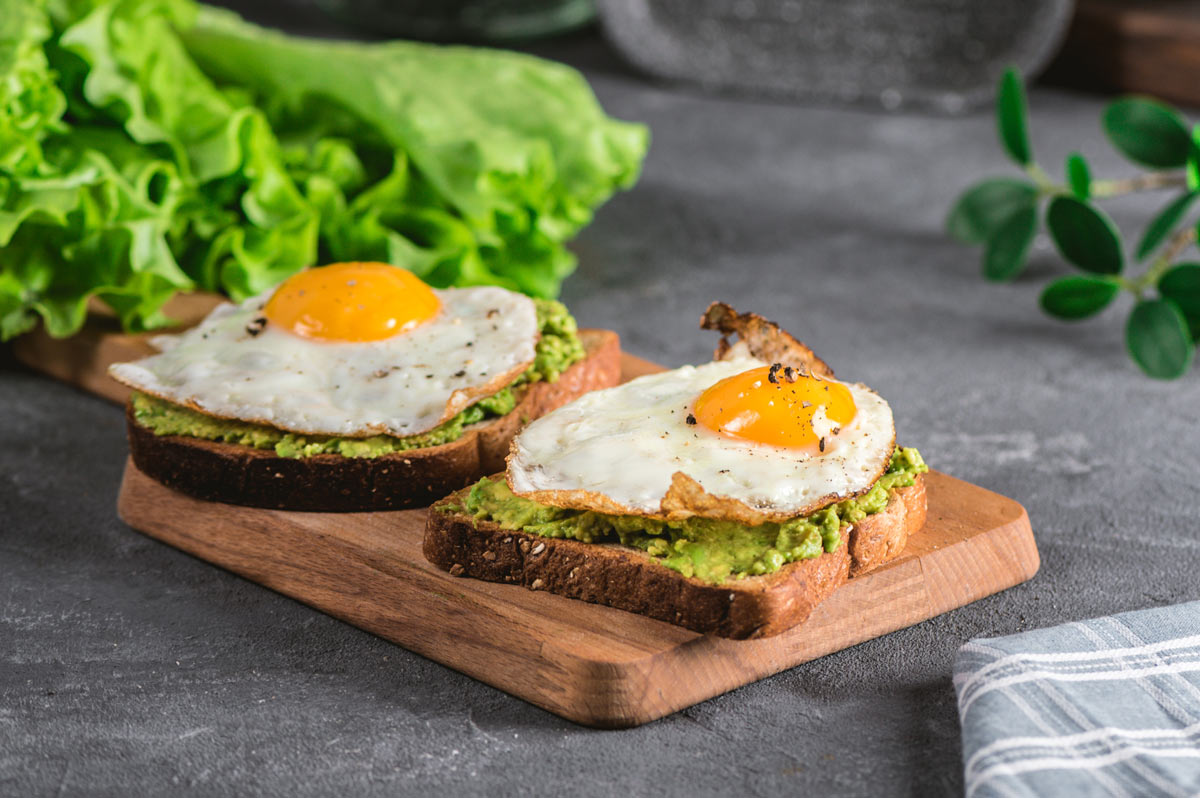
[423,474,926,639]
[126,330,621,511]
[848,475,926,577]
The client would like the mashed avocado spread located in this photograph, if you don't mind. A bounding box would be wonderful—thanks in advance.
[132,299,585,458]
[449,448,928,584]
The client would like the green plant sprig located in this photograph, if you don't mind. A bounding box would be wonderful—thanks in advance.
[947,68,1200,379]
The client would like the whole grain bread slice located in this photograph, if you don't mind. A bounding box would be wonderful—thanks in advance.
[423,474,926,639]
[126,329,620,512]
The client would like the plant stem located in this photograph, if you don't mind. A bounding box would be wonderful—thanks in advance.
[1025,167,1189,200]
[1091,172,1189,198]
[1131,226,1197,297]
[1025,163,1058,194]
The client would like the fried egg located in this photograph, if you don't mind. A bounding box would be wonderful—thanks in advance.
[109,262,538,437]
[507,357,895,521]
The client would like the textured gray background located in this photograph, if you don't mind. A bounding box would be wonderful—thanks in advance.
[4,29,1200,798]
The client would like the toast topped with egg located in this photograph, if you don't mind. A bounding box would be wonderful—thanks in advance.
[424,303,928,639]
[109,262,621,511]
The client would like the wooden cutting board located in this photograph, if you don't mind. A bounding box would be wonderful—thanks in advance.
[117,460,1036,728]
[16,296,1039,727]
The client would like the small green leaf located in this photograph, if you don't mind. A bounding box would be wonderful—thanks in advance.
[1159,262,1200,340]
[1187,124,1200,192]
[1041,195,1123,273]
[996,68,1032,166]
[1046,196,1124,275]
[1136,192,1198,260]
[946,179,1037,244]
[983,205,1038,281]
[1066,152,1091,199]
[1039,276,1120,320]
[1126,299,1195,378]
[1102,97,1191,169]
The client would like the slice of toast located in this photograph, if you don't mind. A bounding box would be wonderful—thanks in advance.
[125,329,621,511]
[423,474,927,639]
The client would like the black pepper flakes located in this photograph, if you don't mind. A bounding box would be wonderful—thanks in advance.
[767,363,782,384]
[819,437,826,452]
[245,317,267,337]
[685,413,697,426]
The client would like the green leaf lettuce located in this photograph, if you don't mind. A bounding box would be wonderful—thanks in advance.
[0,0,648,340]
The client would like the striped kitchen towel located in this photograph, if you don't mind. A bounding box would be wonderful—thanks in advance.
[954,601,1200,798]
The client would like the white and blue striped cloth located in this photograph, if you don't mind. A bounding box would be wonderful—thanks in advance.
[955,601,1200,798]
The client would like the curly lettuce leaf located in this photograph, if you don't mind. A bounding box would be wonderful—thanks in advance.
[0,0,647,341]
[51,0,321,298]
[0,0,67,337]
[1,0,193,337]
[182,6,647,298]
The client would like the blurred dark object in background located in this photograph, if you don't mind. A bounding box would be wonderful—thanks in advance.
[313,0,595,41]
[594,0,1074,114]
[1047,0,1200,108]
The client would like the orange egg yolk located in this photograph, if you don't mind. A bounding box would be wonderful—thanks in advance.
[692,365,857,450]
[263,262,440,343]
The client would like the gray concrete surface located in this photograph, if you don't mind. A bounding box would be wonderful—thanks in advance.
[4,29,1200,798]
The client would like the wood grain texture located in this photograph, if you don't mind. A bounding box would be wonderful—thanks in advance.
[116,459,1038,728]
[1048,0,1200,107]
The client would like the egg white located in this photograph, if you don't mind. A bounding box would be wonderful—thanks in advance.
[507,357,896,519]
[109,285,538,438]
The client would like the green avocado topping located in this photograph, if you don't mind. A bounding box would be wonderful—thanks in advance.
[132,299,585,458]
[448,447,928,585]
